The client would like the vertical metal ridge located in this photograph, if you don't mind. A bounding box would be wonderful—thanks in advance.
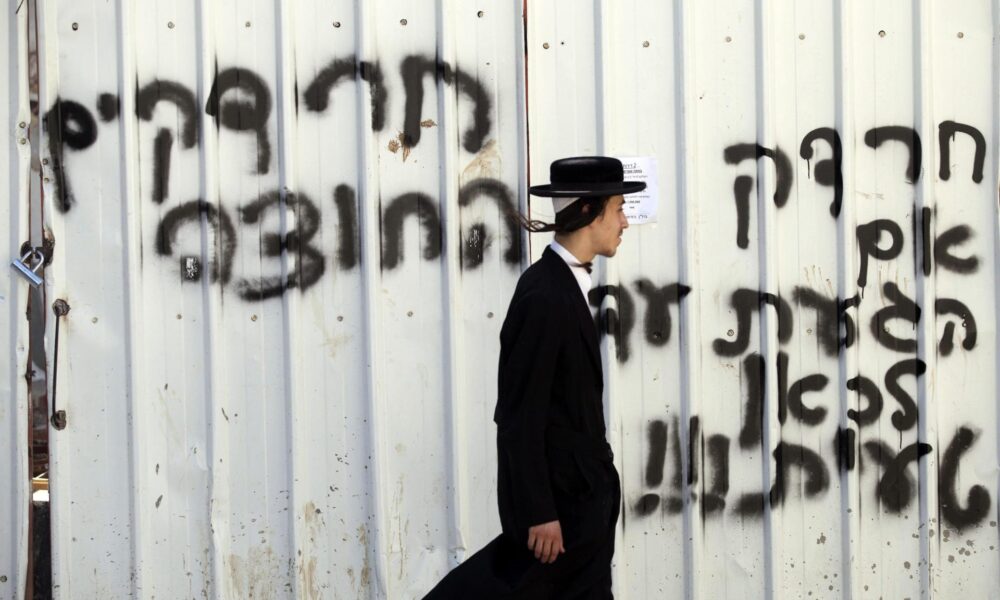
[113,0,144,594]
[672,0,699,597]
[6,4,31,596]
[193,2,227,597]
[272,0,304,596]
[832,1,861,598]
[992,3,1000,582]
[433,0,468,569]
[353,1,390,595]
[515,1,530,262]
[752,0,777,597]
[911,1,935,597]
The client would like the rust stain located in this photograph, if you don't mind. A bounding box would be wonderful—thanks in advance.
[461,138,500,182]
[397,132,412,162]
[387,138,400,153]
[419,119,436,128]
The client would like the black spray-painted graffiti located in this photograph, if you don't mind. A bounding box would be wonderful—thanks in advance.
[44,56,513,299]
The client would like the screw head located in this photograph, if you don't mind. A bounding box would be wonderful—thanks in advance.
[878,30,886,37]
[643,41,650,47]
[543,42,550,49]
[333,21,341,28]
[167,21,174,29]
[251,314,258,322]
[71,22,79,31]
[477,10,484,18]
[957,32,964,38]
[400,18,407,26]
[725,35,732,42]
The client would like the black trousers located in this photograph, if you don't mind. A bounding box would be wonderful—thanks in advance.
[423,472,621,599]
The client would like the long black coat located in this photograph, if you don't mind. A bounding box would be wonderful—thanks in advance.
[424,247,621,599]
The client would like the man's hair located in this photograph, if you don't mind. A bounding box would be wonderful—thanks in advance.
[516,196,610,234]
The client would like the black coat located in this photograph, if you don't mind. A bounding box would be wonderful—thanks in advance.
[494,246,617,545]
[423,247,621,599]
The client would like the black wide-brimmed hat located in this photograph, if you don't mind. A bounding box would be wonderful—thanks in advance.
[528,156,646,198]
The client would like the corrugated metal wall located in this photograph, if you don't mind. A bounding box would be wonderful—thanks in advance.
[13,0,1000,598]
[528,1,1000,598]
[1,2,31,599]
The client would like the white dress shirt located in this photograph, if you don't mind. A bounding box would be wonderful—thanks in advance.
[549,241,592,304]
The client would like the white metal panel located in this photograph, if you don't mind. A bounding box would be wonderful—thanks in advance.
[38,0,526,598]
[1,2,31,599]
[527,1,1000,599]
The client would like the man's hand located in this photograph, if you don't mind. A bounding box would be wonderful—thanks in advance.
[527,520,565,564]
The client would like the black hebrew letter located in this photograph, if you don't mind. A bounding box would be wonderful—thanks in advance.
[935,225,979,274]
[380,193,442,270]
[871,282,921,352]
[769,442,829,507]
[856,219,904,289]
[302,57,387,131]
[236,191,325,300]
[206,68,272,174]
[792,287,858,356]
[834,427,857,472]
[934,298,977,356]
[137,79,200,205]
[155,200,237,284]
[458,178,522,269]
[635,419,668,515]
[884,358,925,432]
[333,184,360,270]
[589,285,636,363]
[713,289,793,357]
[938,121,986,183]
[722,143,794,249]
[738,353,766,449]
[864,440,932,512]
[701,434,730,516]
[776,351,828,426]
[938,426,991,531]
[44,98,99,213]
[634,279,691,346]
[846,375,883,427]
[863,126,922,183]
[400,56,491,152]
[96,93,119,121]
[799,127,843,217]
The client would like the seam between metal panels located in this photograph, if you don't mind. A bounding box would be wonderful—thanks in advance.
[911,1,934,597]
[272,0,302,596]
[114,0,144,595]
[433,0,468,569]
[353,1,390,595]
[832,0,860,598]
[672,0,697,597]
[751,0,777,597]
[992,0,1000,579]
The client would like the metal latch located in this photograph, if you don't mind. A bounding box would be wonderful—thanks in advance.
[10,247,46,287]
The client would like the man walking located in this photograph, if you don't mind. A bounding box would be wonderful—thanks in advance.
[424,157,644,599]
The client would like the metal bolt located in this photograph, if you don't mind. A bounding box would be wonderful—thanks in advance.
[19,138,26,145]
[727,329,734,337]
[407,310,413,317]
[167,21,174,29]
[176,314,182,320]
[957,32,964,38]
[543,42,550,49]
[477,10,484,18]
[643,41,650,47]
[487,312,494,318]
[245,21,251,28]
[333,21,341,28]
[878,30,886,37]
[71,22,79,31]
[18,121,26,128]
[52,299,70,317]
[91,317,98,324]
[725,36,732,42]
[336,315,344,322]
[41,158,48,165]
[251,314,257,322]
[43,177,50,183]
[400,18,407,26]
[798,33,805,40]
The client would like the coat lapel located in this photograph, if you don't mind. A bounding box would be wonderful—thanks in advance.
[541,247,604,385]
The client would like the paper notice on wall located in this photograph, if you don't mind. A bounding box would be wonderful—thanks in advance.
[616,156,659,225]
